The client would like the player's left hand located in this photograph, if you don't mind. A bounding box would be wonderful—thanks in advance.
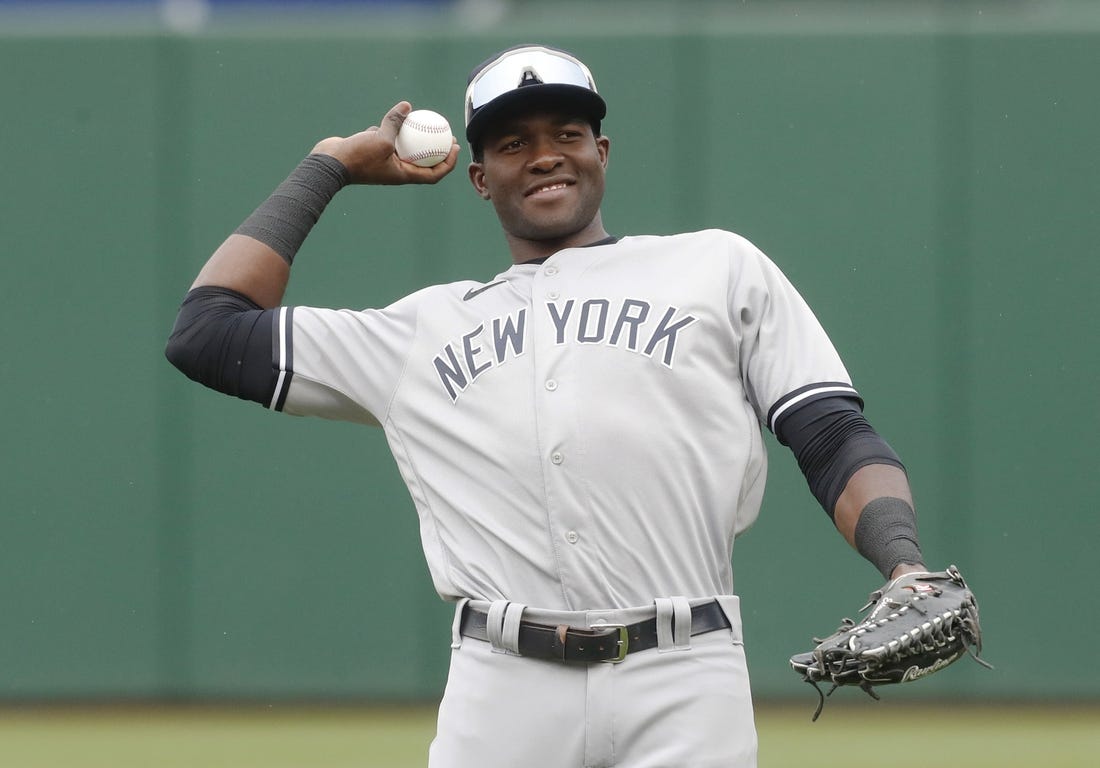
[312,101,460,185]
[789,565,991,720]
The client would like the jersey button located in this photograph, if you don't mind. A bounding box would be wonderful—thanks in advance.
[545,379,558,391]
[565,530,579,544]
[545,266,559,276]
[547,290,560,300]
[551,452,564,465]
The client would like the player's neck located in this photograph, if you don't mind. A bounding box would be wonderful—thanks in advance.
[505,218,610,264]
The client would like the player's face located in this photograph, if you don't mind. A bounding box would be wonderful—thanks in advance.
[469,109,610,249]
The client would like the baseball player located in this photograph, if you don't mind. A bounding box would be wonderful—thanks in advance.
[167,44,928,767]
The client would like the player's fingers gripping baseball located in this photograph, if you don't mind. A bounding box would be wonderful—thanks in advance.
[376,101,413,144]
[312,103,457,185]
[386,101,459,179]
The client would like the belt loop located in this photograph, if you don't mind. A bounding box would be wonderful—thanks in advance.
[451,598,470,649]
[670,596,692,649]
[501,602,526,654]
[714,594,744,644]
[487,600,526,655]
[486,600,509,652]
[655,597,692,652]
[654,598,675,651]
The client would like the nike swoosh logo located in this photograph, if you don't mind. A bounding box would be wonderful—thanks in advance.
[463,281,506,301]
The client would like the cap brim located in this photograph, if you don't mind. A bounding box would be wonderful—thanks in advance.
[466,84,606,146]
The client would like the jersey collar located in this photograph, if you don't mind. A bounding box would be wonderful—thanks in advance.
[519,235,619,265]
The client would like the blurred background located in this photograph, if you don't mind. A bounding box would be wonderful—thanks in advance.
[1,0,1098,762]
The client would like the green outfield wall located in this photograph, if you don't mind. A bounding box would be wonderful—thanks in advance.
[2,2,1098,702]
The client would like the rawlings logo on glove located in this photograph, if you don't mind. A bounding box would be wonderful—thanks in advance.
[789,565,991,720]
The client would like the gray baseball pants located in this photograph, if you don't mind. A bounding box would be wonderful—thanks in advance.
[429,595,757,768]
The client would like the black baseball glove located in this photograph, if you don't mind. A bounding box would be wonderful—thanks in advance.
[789,565,990,720]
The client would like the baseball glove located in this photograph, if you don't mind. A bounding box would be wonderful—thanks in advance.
[789,565,990,720]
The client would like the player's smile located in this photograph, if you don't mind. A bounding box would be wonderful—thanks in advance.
[525,179,573,197]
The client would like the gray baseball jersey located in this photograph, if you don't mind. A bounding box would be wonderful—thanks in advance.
[271,229,856,610]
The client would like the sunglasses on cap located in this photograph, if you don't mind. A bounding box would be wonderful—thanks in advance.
[464,45,605,144]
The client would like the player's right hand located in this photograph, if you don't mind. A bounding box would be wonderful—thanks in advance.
[312,101,459,185]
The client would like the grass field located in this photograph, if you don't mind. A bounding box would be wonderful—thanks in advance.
[0,702,1096,767]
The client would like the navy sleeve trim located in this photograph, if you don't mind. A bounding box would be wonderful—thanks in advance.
[269,306,295,412]
[776,395,904,519]
[767,381,863,434]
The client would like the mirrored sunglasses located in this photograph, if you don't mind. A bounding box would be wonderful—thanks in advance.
[465,46,599,126]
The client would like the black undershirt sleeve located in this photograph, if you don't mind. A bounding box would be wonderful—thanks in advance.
[773,395,905,520]
[164,286,280,407]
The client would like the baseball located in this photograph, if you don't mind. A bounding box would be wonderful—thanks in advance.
[395,109,453,167]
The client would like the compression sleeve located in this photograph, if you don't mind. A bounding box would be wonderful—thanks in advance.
[234,153,350,264]
[164,286,279,406]
[854,497,924,579]
[774,395,905,519]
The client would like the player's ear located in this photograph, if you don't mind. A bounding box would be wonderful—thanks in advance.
[596,134,610,170]
[468,162,491,200]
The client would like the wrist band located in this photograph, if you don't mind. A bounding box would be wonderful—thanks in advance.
[234,153,350,264]
[854,496,924,579]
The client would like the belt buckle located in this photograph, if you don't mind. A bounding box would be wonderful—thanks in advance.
[592,623,628,663]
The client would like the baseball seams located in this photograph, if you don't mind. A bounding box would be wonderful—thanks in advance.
[396,110,452,166]
[403,115,450,134]
[403,148,450,163]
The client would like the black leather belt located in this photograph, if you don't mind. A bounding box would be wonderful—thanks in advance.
[459,601,731,663]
